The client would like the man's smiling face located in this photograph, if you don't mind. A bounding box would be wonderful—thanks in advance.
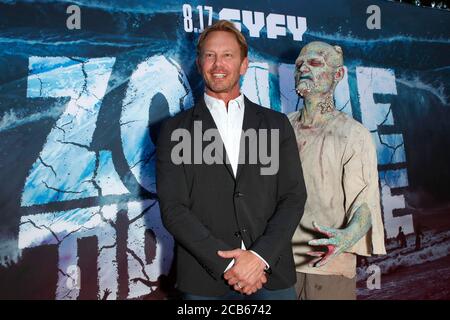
[197,31,248,100]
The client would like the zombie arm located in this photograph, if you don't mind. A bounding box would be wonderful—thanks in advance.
[307,203,372,267]
[307,118,385,266]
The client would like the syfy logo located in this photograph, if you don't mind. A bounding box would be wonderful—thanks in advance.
[182,4,307,41]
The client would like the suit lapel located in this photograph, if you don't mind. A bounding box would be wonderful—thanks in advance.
[235,96,263,181]
[192,99,234,179]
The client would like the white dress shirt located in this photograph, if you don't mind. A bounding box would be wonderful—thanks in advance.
[204,93,244,176]
[204,93,269,273]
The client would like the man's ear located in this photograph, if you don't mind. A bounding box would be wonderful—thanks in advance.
[240,56,249,76]
[334,66,345,82]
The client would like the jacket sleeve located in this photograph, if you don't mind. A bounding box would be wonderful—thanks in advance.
[250,114,307,267]
[156,118,234,279]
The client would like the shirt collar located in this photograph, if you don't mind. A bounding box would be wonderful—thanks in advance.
[204,93,245,111]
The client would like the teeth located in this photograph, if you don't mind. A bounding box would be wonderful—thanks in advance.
[213,73,226,78]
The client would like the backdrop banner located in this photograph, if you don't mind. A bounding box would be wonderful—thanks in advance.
[0,0,449,299]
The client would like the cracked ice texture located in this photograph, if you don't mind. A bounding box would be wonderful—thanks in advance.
[241,62,270,109]
[127,200,174,299]
[96,151,129,196]
[21,57,117,206]
[120,55,193,192]
[18,205,118,299]
[356,66,413,236]
[379,169,408,190]
[357,67,397,131]
[360,66,407,166]
[372,133,406,165]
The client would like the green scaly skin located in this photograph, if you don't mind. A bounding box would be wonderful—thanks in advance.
[307,203,372,267]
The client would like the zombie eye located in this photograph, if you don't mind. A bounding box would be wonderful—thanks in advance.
[309,60,323,66]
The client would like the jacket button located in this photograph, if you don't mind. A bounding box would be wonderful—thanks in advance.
[234,192,244,198]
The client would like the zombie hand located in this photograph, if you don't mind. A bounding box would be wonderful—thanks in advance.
[307,205,371,267]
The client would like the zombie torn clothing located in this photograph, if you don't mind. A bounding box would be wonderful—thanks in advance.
[295,272,356,300]
[288,109,386,278]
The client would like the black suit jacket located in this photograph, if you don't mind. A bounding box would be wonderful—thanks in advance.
[156,96,307,296]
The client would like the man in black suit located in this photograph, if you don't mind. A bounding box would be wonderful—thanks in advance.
[156,20,307,300]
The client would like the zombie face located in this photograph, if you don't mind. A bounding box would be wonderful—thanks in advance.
[197,31,249,100]
[295,41,344,98]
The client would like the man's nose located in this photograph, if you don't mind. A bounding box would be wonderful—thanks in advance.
[213,56,225,67]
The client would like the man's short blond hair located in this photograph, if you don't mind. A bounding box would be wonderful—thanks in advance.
[196,20,248,59]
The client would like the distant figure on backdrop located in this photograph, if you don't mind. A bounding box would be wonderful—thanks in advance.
[415,224,424,251]
[396,226,407,248]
